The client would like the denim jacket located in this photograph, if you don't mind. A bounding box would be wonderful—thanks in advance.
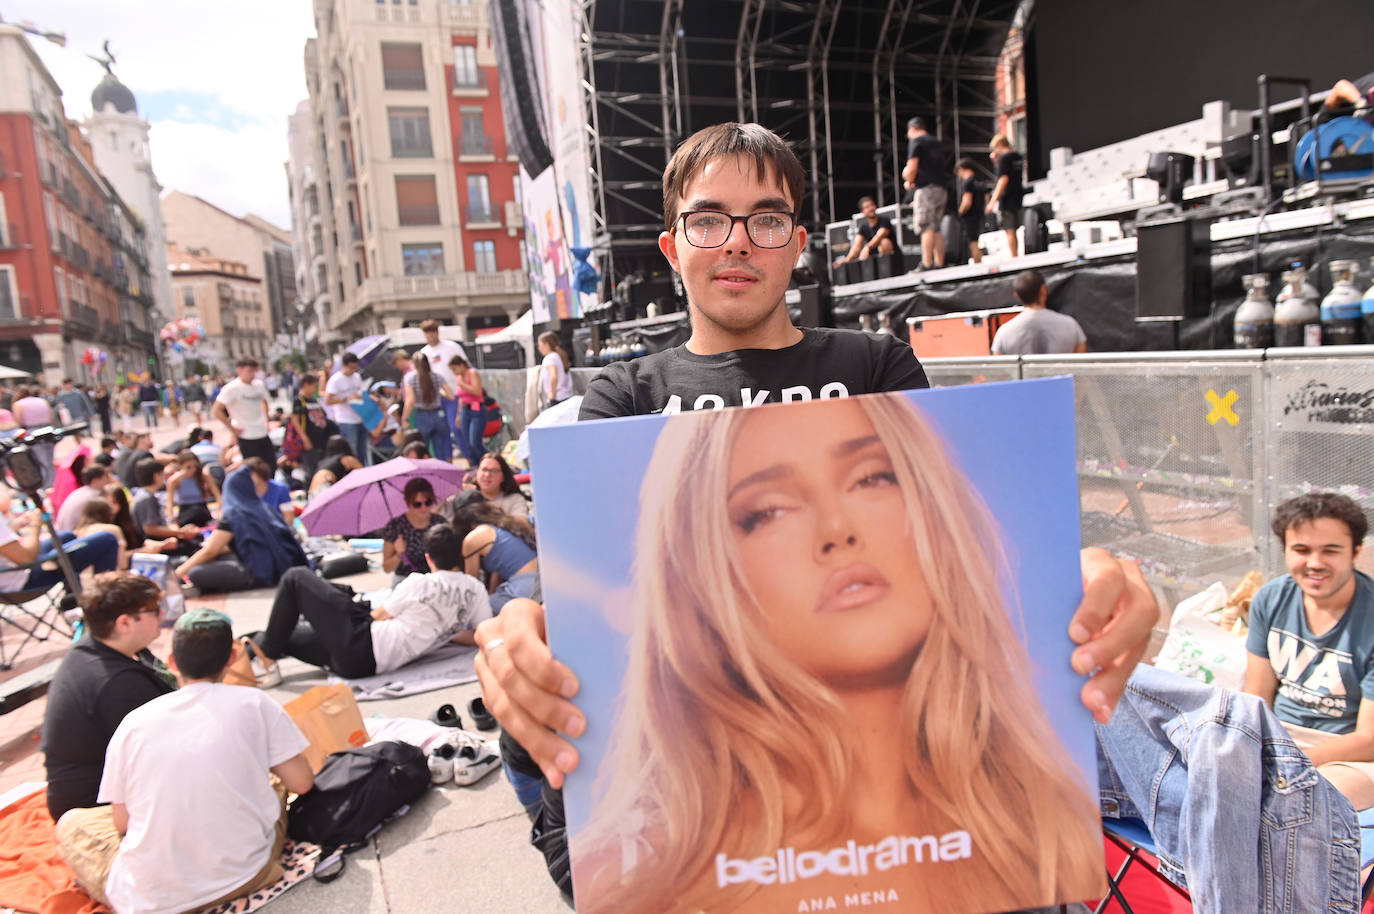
[1095,665,1360,914]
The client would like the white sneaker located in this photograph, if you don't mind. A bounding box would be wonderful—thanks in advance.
[449,731,501,786]
[428,748,455,785]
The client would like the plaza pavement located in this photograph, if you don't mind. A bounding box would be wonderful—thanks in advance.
[0,410,573,914]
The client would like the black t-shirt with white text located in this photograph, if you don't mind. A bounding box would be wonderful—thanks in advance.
[579,327,929,420]
[995,152,1025,211]
[906,134,948,188]
[856,216,902,258]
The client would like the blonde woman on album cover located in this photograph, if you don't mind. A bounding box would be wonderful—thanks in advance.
[573,394,1104,914]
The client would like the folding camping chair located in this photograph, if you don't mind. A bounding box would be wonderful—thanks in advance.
[0,555,82,671]
[1094,818,1191,914]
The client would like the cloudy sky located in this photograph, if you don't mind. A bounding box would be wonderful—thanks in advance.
[7,0,315,230]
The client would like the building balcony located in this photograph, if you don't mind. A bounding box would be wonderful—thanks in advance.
[450,67,489,96]
[349,224,364,244]
[360,270,526,306]
[457,133,494,159]
[335,97,349,121]
[397,205,441,226]
[441,1,487,29]
[64,303,100,339]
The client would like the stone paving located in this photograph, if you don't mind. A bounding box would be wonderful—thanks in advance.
[0,411,572,914]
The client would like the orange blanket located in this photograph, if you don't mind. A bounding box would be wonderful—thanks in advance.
[0,790,107,914]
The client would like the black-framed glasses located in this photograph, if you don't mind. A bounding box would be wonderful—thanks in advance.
[676,211,797,249]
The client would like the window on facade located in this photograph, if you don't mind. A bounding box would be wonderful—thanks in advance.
[354,262,364,286]
[0,267,16,321]
[453,45,479,88]
[53,267,67,313]
[458,108,491,156]
[402,243,444,276]
[388,107,433,158]
[395,175,440,225]
[466,174,492,222]
[381,43,425,90]
[181,285,196,309]
[473,240,497,274]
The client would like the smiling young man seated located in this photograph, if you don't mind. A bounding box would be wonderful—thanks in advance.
[1244,492,1374,809]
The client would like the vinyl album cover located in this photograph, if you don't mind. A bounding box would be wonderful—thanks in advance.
[529,377,1106,914]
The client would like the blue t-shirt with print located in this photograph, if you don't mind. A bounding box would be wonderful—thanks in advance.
[1246,570,1374,733]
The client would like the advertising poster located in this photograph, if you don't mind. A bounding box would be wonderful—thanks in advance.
[530,377,1106,914]
[518,0,597,321]
[520,163,570,324]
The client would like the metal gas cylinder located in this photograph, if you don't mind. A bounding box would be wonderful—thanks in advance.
[1321,260,1364,346]
[1362,256,1374,346]
[1274,263,1322,347]
[1233,273,1274,349]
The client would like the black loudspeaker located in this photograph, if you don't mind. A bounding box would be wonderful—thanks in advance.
[490,0,553,174]
[1135,215,1213,320]
[474,340,527,370]
[1145,152,1195,205]
[791,285,823,328]
[1221,133,1260,187]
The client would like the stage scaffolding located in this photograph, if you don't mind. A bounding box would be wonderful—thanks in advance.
[574,0,1018,284]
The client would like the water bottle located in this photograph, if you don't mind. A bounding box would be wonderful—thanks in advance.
[1233,273,1274,349]
[1274,263,1321,347]
[1320,260,1364,345]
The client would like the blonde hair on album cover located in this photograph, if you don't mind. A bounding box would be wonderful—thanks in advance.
[574,394,1102,913]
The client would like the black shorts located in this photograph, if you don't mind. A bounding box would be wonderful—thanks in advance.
[961,215,983,243]
[998,208,1022,231]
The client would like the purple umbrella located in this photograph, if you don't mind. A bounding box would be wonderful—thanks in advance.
[333,334,391,372]
[299,457,469,536]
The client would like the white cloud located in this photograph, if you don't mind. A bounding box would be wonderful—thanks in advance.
[150,120,292,228]
[10,0,314,229]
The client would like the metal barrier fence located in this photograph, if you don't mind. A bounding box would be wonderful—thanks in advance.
[485,345,1374,601]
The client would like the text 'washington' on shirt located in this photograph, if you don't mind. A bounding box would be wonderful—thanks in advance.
[579,327,929,421]
[1246,571,1374,733]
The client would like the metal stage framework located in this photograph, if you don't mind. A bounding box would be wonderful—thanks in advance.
[573,0,1021,284]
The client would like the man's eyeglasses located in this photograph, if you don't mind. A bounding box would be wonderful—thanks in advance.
[675,211,797,249]
[410,499,434,508]
[130,604,164,619]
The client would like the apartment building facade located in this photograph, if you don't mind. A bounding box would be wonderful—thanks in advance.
[0,26,159,385]
[167,242,271,369]
[161,190,296,362]
[296,0,526,342]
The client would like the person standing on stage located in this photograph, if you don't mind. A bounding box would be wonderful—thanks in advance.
[986,133,1026,259]
[901,117,948,271]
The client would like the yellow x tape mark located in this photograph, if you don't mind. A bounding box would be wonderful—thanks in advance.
[1205,389,1240,426]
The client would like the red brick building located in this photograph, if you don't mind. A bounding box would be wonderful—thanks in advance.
[0,25,158,384]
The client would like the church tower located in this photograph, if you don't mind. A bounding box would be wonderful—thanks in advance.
[85,70,173,336]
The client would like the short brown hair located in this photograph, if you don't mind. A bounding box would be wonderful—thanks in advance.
[82,571,162,640]
[1272,492,1368,549]
[1012,269,1046,305]
[990,133,1012,151]
[662,123,805,230]
[243,456,273,481]
[81,464,110,486]
[419,319,440,333]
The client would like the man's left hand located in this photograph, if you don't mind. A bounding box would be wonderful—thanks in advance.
[858,247,871,261]
[1071,548,1158,723]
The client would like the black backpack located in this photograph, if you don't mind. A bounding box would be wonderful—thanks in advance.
[288,741,430,881]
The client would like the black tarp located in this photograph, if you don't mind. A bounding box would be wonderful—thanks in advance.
[831,226,1374,351]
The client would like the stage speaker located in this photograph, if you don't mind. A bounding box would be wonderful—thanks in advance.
[1135,215,1212,320]
[474,340,527,370]
[1145,152,1195,204]
[1221,132,1259,187]
[490,0,553,174]
[1022,204,1052,255]
[791,284,825,328]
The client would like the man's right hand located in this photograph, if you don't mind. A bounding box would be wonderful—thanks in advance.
[474,599,584,788]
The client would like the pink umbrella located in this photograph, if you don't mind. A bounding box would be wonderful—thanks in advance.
[299,457,469,536]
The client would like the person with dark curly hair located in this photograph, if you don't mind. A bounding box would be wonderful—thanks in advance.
[1245,491,1374,810]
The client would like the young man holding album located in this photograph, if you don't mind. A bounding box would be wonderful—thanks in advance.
[475,123,1357,910]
